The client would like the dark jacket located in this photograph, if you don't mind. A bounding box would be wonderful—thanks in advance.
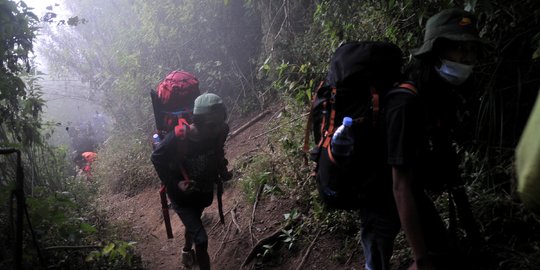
[151,124,229,208]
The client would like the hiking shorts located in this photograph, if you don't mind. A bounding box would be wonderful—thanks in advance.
[173,205,208,246]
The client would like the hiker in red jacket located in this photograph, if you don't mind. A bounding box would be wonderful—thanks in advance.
[81,151,97,178]
[152,93,231,270]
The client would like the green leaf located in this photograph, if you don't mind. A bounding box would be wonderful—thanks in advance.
[305,87,312,101]
[533,48,540,60]
[109,250,118,260]
[288,81,296,91]
[299,64,308,73]
[118,245,127,258]
[127,241,137,246]
[85,251,101,262]
[80,222,97,233]
[103,243,115,254]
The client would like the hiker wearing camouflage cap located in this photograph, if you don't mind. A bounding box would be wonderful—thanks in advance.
[191,93,228,137]
[383,8,488,270]
[152,92,231,270]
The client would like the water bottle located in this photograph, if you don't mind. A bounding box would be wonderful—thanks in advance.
[152,133,160,150]
[331,116,354,157]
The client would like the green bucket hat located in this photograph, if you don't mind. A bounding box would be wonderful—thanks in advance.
[193,93,227,123]
[193,93,223,115]
[413,8,484,57]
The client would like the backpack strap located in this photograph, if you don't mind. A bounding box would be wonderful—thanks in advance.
[398,82,417,93]
[371,86,380,126]
[318,99,327,147]
[303,80,325,155]
[322,87,338,149]
[386,82,418,97]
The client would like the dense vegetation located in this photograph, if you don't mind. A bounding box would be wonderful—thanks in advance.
[1,0,539,269]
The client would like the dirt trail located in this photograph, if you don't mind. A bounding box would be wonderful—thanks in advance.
[99,110,284,269]
[100,180,252,269]
[99,109,364,270]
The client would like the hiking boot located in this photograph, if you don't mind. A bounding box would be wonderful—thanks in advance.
[181,249,195,268]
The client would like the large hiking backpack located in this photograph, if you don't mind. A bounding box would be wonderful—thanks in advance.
[305,41,416,210]
[150,70,201,238]
[150,70,200,135]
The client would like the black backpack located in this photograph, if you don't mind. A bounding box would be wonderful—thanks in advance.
[304,41,416,210]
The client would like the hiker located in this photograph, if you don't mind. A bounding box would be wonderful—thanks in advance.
[151,93,231,270]
[387,8,487,269]
[81,151,97,178]
[307,41,410,270]
[516,90,540,214]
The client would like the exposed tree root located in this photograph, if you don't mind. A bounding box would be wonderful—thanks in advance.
[213,219,233,259]
[249,182,265,246]
[295,229,321,270]
[249,112,308,140]
[231,205,242,233]
[208,201,239,236]
[44,245,101,251]
[228,110,271,139]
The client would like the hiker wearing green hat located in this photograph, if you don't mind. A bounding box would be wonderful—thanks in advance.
[384,8,488,270]
[411,8,486,86]
[152,93,231,270]
[191,93,229,140]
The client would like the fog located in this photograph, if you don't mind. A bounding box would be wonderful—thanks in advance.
[19,0,106,155]
[24,0,263,158]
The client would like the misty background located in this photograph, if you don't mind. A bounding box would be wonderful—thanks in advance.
[1,0,540,269]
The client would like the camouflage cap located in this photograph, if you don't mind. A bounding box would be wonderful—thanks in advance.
[413,8,484,57]
[193,93,223,115]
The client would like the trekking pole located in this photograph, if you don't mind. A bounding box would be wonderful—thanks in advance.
[1,148,24,269]
[159,185,173,239]
[216,179,225,224]
[1,148,45,269]
[150,89,164,132]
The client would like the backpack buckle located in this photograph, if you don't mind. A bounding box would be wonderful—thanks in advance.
[329,87,337,103]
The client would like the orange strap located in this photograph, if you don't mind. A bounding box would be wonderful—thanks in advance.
[322,87,337,148]
[396,82,417,94]
[327,144,337,165]
[372,82,417,126]
[318,100,327,147]
[371,86,380,126]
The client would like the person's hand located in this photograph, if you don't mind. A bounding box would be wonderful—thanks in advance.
[174,118,190,139]
[188,123,198,136]
[178,180,191,192]
[220,170,233,182]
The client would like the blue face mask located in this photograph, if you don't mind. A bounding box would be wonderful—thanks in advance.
[435,59,474,85]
